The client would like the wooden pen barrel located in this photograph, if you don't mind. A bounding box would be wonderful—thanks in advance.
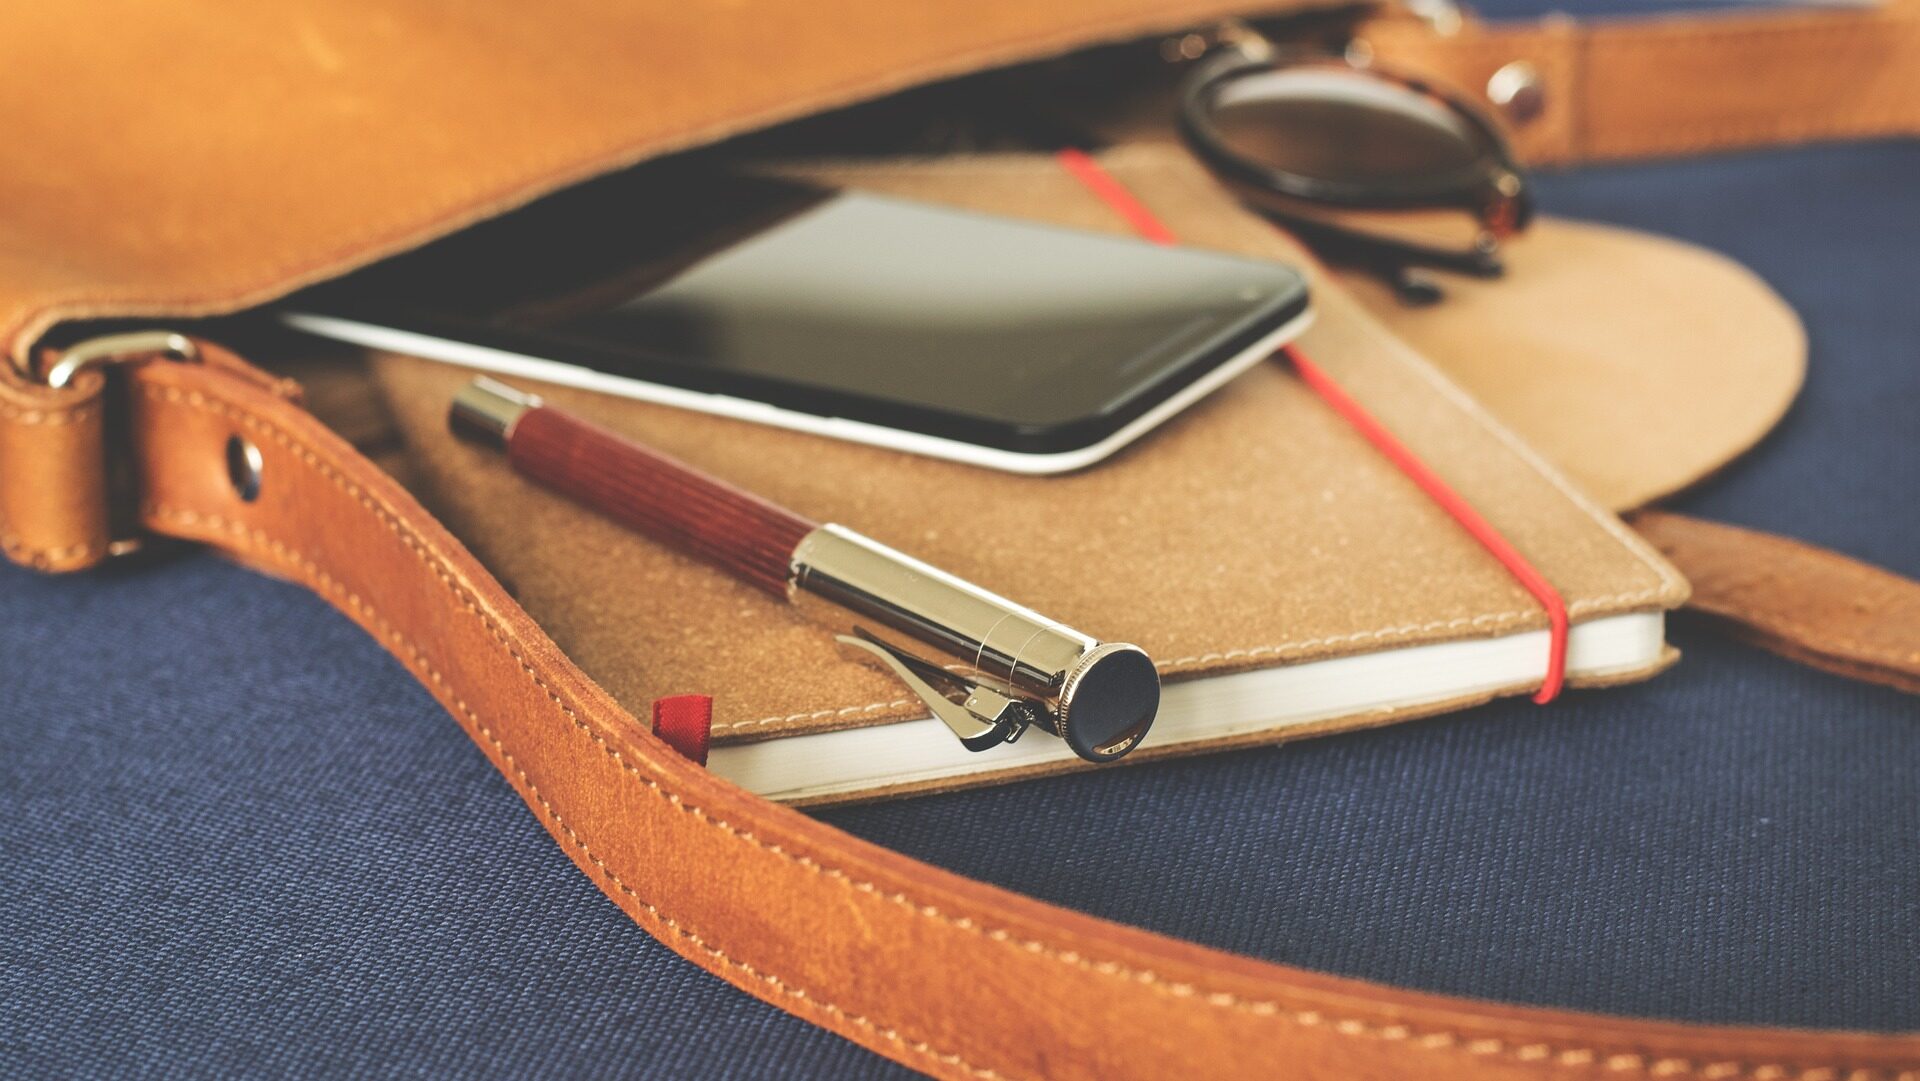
[506,405,817,597]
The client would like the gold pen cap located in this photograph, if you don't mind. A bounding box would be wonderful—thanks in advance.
[450,376,542,447]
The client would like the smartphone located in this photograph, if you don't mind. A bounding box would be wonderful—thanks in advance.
[282,166,1311,474]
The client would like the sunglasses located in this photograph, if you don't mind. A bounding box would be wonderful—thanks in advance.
[1172,22,1533,304]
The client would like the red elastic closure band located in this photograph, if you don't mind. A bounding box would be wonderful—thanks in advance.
[1056,150,1568,702]
[1281,345,1569,702]
[651,694,714,764]
[1056,148,1181,246]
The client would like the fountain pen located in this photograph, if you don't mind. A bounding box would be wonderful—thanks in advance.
[450,377,1160,763]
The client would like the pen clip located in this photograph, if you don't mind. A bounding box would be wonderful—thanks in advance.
[835,631,1035,752]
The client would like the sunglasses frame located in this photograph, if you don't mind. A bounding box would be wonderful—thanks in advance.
[1176,41,1534,287]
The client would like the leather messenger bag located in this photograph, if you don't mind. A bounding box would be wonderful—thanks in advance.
[3,2,1917,1077]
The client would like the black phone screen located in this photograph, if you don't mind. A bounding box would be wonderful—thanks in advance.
[295,166,1309,454]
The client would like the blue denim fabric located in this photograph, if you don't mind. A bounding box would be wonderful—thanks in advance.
[4,100,1917,1081]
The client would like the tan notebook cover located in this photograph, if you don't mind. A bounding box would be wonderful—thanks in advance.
[367,149,1688,802]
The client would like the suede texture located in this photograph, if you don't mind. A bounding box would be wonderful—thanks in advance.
[367,151,1688,786]
[4,140,1917,1079]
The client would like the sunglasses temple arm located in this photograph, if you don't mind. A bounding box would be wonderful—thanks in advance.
[1250,208,1507,304]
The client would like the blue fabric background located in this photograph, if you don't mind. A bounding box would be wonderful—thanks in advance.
[4,26,1917,1081]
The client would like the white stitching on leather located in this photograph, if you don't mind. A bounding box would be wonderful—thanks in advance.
[0,400,99,425]
[144,502,1015,1081]
[139,383,1912,1081]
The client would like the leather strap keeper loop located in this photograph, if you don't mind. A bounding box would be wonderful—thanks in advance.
[0,361,112,572]
[0,336,300,574]
[1357,0,1920,167]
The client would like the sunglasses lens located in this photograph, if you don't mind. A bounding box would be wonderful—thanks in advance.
[1205,65,1495,187]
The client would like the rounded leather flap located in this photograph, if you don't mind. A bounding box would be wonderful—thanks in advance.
[1337,216,1805,512]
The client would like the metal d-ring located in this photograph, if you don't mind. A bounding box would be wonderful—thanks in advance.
[42,331,199,389]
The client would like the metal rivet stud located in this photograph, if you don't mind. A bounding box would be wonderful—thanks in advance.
[226,435,264,502]
[1486,60,1546,126]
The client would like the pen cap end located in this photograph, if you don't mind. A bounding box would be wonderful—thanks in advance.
[1057,644,1160,762]
[450,377,541,446]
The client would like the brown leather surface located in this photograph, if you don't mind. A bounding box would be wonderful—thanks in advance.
[368,151,1685,774]
[1634,510,1920,697]
[0,0,1331,366]
[4,3,1915,1075]
[1335,217,1806,513]
[1,341,1902,1079]
[0,0,1821,529]
[1360,0,1920,166]
[1337,234,1914,697]
[0,366,109,571]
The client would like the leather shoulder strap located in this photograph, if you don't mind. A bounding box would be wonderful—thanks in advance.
[1360,0,1920,165]
[1633,510,1920,696]
[7,347,1914,1078]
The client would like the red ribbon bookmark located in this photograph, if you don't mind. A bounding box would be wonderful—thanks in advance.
[651,694,714,765]
[1057,149,1568,703]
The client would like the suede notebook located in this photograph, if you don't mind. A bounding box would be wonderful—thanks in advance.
[367,150,1689,805]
